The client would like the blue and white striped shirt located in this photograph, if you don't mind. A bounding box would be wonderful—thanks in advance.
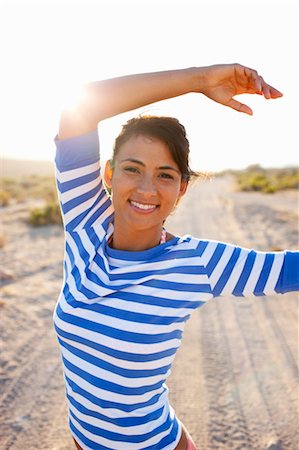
[53,130,298,450]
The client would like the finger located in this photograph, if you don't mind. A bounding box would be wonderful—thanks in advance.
[252,74,263,93]
[261,79,283,99]
[252,79,283,100]
[268,84,283,98]
[251,71,283,99]
[245,68,283,99]
[261,77,271,99]
[227,98,253,115]
[244,67,262,92]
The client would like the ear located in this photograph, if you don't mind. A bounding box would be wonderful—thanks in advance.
[104,160,113,188]
[175,180,188,208]
[179,180,188,198]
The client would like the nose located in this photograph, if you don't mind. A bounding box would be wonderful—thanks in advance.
[137,175,157,196]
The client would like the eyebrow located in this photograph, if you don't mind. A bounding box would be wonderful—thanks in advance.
[121,158,180,173]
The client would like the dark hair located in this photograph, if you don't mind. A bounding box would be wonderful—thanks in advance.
[112,115,199,182]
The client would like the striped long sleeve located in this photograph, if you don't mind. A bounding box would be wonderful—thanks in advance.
[55,130,114,233]
[197,240,299,298]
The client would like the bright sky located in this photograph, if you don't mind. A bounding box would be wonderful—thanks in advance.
[0,0,298,172]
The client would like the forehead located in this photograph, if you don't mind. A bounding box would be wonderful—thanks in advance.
[115,134,176,164]
[115,134,179,171]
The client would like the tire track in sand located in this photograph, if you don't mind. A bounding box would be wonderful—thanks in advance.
[0,328,66,450]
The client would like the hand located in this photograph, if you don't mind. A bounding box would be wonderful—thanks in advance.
[198,64,283,115]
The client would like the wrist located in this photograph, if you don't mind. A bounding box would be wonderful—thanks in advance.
[189,66,211,93]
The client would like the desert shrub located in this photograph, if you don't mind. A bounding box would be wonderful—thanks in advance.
[0,234,6,248]
[1,178,24,203]
[275,173,299,190]
[29,201,62,226]
[237,173,272,192]
[0,176,57,205]
[235,166,299,193]
[0,189,12,206]
[27,176,57,202]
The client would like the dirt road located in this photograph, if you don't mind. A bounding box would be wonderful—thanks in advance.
[0,176,298,449]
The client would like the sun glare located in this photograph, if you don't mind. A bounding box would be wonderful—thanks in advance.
[1,0,296,169]
[57,81,86,112]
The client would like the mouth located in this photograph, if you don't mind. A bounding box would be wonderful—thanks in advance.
[129,200,159,213]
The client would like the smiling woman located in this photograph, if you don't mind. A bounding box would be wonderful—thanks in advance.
[103,116,192,251]
[53,64,298,450]
[104,134,187,251]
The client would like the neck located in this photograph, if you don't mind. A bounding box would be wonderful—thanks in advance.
[111,220,164,252]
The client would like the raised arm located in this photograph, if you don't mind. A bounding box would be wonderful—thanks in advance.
[58,64,283,140]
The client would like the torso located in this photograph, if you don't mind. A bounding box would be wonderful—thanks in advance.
[74,429,187,450]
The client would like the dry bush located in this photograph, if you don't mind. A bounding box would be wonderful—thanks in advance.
[0,176,58,205]
[0,189,11,206]
[0,234,6,248]
[29,201,62,226]
[234,166,299,193]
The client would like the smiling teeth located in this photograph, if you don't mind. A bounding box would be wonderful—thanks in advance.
[131,201,157,210]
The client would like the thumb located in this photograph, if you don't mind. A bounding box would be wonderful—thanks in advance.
[227,98,253,116]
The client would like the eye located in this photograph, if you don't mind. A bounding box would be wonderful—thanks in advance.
[124,166,140,174]
[159,172,174,180]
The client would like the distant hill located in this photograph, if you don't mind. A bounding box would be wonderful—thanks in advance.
[1,158,55,178]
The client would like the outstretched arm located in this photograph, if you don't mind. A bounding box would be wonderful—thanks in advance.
[58,64,282,140]
[199,240,299,298]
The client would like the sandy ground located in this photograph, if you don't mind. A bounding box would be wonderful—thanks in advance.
[0,176,298,450]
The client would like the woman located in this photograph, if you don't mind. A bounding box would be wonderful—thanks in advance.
[54,64,298,450]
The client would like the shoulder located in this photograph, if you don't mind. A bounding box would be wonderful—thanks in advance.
[174,235,233,259]
[172,234,209,254]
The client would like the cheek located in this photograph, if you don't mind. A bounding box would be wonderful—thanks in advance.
[111,175,132,198]
[162,186,182,206]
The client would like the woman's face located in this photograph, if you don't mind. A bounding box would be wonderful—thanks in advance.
[104,134,187,234]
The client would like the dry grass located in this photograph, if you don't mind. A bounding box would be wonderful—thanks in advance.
[0,234,6,248]
[232,165,299,193]
[29,202,62,226]
[1,175,58,205]
[0,175,62,226]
